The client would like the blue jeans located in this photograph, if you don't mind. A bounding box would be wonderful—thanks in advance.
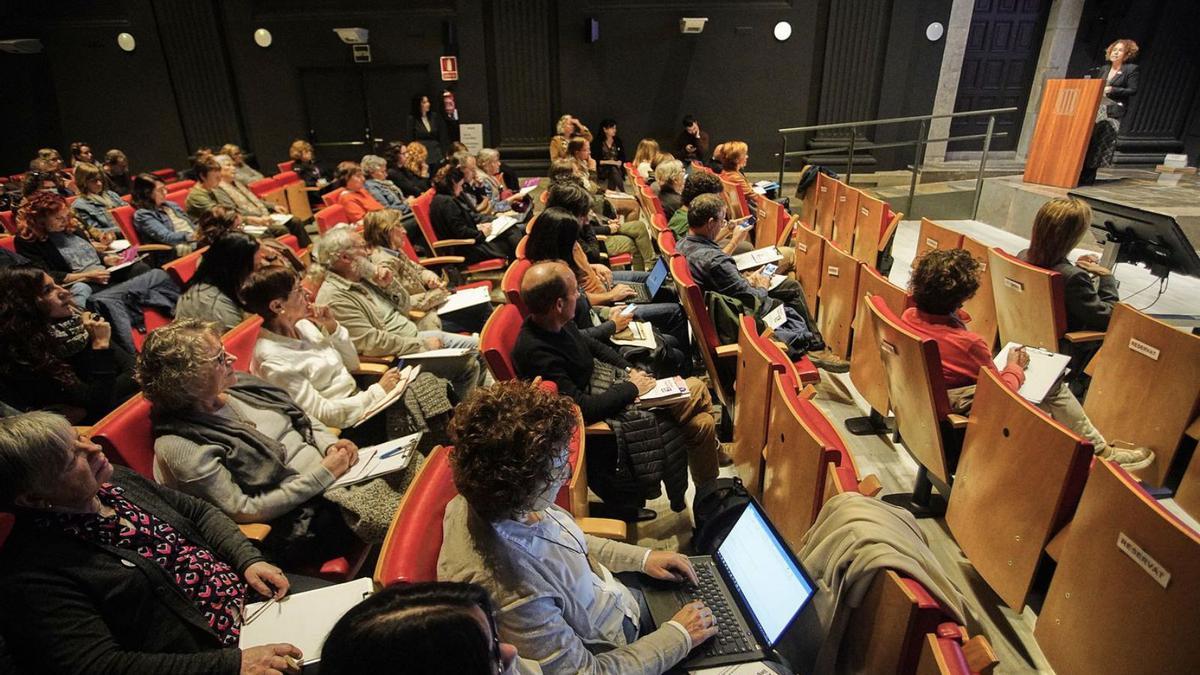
[85,269,181,353]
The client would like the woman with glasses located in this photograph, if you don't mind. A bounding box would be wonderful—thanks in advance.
[321,582,534,675]
[132,173,199,258]
[219,143,265,185]
[0,411,305,674]
[69,163,125,233]
[137,319,363,568]
[0,267,139,424]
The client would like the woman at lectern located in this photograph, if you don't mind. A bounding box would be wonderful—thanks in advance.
[1081,39,1139,185]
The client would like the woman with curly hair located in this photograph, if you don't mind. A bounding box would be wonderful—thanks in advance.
[395,141,433,197]
[1081,39,1139,184]
[901,248,1152,470]
[437,380,717,675]
[15,191,180,353]
[0,267,138,423]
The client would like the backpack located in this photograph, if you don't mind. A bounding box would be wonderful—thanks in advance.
[794,164,838,199]
[691,476,752,554]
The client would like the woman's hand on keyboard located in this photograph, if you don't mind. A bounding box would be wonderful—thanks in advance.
[643,551,699,585]
[672,601,719,646]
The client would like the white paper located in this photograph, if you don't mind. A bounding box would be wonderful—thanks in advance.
[512,184,538,199]
[106,254,146,273]
[402,347,472,360]
[691,662,781,675]
[459,123,484,155]
[329,432,422,488]
[242,225,268,236]
[638,376,690,408]
[239,578,374,664]
[1164,153,1188,168]
[269,213,292,226]
[610,321,657,349]
[768,274,787,290]
[436,285,492,315]
[485,215,519,242]
[763,304,788,330]
[733,247,782,271]
[107,239,132,252]
[993,342,1071,404]
[605,189,636,200]
[349,365,420,428]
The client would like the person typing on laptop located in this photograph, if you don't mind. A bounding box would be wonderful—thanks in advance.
[437,380,718,675]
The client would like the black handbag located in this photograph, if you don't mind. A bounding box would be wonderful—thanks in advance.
[691,476,752,554]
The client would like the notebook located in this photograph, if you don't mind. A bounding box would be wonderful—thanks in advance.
[636,376,690,408]
[328,432,422,488]
[993,342,1071,404]
[485,215,519,242]
[610,321,656,349]
[645,500,816,669]
[732,247,782,272]
[239,577,373,665]
[348,365,420,428]
[436,285,492,315]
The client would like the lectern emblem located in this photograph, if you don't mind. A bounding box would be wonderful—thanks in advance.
[1054,89,1079,115]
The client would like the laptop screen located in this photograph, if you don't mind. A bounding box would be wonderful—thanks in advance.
[716,501,814,645]
[645,257,669,297]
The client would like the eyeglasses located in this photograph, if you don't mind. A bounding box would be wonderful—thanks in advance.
[205,348,236,368]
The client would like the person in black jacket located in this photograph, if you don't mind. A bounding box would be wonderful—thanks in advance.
[512,262,721,487]
[0,411,306,675]
[429,164,522,263]
[1081,39,1140,185]
[407,94,448,165]
[0,267,138,424]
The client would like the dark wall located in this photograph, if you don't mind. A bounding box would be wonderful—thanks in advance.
[4,0,953,177]
[1069,0,1200,164]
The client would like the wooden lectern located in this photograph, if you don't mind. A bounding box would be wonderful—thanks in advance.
[1023,79,1104,188]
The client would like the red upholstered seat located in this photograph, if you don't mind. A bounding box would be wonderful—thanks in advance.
[0,235,14,253]
[479,303,524,381]
[276,160,295,174]
[315,204,348,234]
[410,189,508,276]
[374,444,459,585]
[165,189,189,210]
[501,258,532,314]
[91,394,156,478]
[248,177,279,197]
[0,210,15,235]
[150,168,177,182]
[163,246,207,287]
[222,316,264,371]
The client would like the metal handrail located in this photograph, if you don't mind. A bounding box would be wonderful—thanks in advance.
[776,106,1018,219]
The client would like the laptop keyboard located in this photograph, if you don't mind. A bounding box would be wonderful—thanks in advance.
[682,562,757,658]
[628,283,651,303]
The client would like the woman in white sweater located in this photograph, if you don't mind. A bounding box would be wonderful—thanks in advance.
[241,265,405,444]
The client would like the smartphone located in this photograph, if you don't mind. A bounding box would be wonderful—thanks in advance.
[739,215,757,230]
[620,304,637,316]
[760,263,778,277]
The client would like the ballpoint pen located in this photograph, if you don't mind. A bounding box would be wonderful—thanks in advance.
[242,597,276,625]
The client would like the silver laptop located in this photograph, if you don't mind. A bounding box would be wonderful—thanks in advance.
[645,500,816,669]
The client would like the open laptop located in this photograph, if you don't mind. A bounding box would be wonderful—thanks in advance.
[624,256,670,303]
[644,500,816,669]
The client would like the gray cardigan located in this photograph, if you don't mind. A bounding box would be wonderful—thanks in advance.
[437,496,691,675]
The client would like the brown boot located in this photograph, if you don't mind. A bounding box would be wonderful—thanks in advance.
[807,347,850,374]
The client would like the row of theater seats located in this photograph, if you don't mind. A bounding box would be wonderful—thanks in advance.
[782,170,1200,674]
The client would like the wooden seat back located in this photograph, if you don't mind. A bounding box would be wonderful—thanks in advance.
[814,173,841,239]
[754,196,789,248]
[1035,459,1200,675]
[865,295,954,484]
[849,264,911,417]
[719,178,749,220]
[816,241,862,359]
[840,570,954,674]
[987,247,1066,351]
[958,235,998,352]
[945,369,1093,610]
[734,316,790,496]
[1176,449,1200,522]
[792,226,826,314]
[832,186,861,253]
[670,254,734,407]
[1082,303,1200,487]
[282,179,312,222]
[916,218,964,256]
[762,372,841,547]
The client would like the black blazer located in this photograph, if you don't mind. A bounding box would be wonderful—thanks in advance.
[0,467,264,674]
[1092,63,1139,119]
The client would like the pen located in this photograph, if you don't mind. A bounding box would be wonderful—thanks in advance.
[242,597,276,625]
[379,441,411,460]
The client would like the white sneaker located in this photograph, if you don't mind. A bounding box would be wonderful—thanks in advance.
[1099,442,1155,471]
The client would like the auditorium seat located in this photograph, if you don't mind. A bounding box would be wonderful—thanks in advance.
[988,247,1105,352]
[945,368,1092,610]
[846,263,911,436]
[276,160,295,174]
[410,189,506,276]
[500,258,532,314]
[850,191,902,270]
[109,204,173,255]
[791,225,826,315]
[0,210,15,235]
[814,172,841,240]
[149,168,177,182]
[656,230,677,256]
[315,203,349,234]
[275,171,313,222]
[163,245,207,286]
[0,234,14,253]
[815,240,861,360]
[797,164,819,230]
[832,185,861,253]
[322,187,346,207]
[958,235,998,352]
[221,315,264,370]
[164,179,194,192]
[165,189,189,211]
[719,177,750,220]
[915,628,997,674]
[1035,459,1200,675]
[1080,302,1200,487]
[479,302,524,382]
[864,295,963,516]
[915,218,964,256]
[669,254,737,409]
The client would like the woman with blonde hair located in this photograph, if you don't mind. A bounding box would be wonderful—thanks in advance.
[713,140,758,207]
[632,138,660,181]
[1081,39,1139,184]
[70,162,126,232]
[289,139,329,207]
[396,141,433,197]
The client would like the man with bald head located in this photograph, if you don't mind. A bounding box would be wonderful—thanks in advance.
[513,262,722,511]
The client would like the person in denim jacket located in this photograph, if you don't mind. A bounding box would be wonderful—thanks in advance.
[131,173,197,258]
[70,163,125,233]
